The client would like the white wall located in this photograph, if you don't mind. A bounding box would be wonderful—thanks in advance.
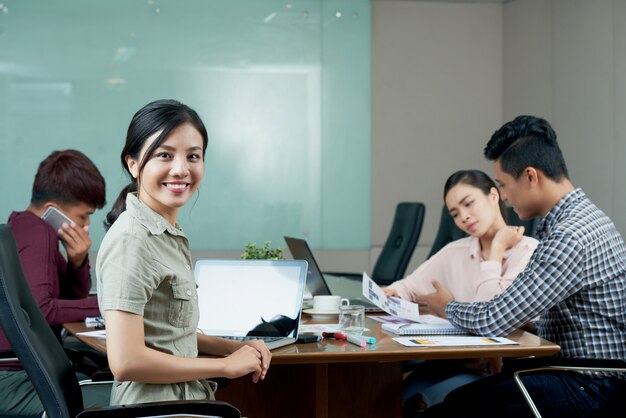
[367,0,503,273]
[503,0,626,234]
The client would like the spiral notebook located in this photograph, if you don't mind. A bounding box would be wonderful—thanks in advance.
[382,317,467,336]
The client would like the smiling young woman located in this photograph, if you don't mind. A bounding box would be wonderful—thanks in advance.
[125,123,205,226]
[97,99,272,406]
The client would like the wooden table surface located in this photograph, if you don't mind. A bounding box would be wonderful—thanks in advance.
[65,316,559,362]
[65,315,559,418]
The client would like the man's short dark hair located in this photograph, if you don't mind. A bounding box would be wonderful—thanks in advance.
[483,115,569,181]
[31,150,106,209]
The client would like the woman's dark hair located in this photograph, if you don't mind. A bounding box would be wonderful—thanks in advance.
[31,149,106,209]
[443,169,507,221]
[483,115,569,181]
[104,99,208,230]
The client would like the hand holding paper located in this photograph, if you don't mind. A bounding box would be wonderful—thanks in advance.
[362,273,420,322]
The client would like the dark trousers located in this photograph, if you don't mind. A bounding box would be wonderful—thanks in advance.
[421,371,624,417]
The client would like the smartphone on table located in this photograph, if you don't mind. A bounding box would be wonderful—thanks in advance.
[41,206,73,235]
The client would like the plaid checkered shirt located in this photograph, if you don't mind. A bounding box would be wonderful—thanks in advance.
[446,188,626,366]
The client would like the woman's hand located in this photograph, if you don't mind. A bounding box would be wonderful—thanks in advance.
[242,339,272,381]
[59,223,91,268]
[222,345,264,382]
[382,288,399,298]
[487,225,525,262]
[495,225,525,249]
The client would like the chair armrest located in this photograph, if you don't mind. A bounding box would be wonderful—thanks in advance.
[503,356,626,375]
[90,369,114,382]
[79,380,114,388]
[77,400,240,418]
[504,357,626,418]
[0,350,19,364]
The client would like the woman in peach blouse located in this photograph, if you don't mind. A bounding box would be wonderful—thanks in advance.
[383,169,538,412]
[385,169,537,303]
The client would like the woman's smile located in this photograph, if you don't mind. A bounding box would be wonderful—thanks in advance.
[164,182,190,193]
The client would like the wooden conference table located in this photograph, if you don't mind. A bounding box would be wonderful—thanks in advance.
[65,316,560,418]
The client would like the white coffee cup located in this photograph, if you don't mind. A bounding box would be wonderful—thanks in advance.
[313,295,349,312]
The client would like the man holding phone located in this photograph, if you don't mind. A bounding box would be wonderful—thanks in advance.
[0,149,107,415]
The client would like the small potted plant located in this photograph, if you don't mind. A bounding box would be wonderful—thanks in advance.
[241,241,285,260]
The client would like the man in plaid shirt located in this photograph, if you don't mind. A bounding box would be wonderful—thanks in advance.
[420,116,626,417]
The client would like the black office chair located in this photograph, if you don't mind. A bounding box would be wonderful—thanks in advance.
[326,202,426,286]
[427,206,538,259]
[502,357,626,418]
[0,224,240,418]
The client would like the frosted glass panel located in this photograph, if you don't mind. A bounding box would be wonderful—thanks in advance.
[0,0,370,250]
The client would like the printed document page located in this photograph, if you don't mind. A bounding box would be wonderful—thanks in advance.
[393,336,519,347]
[362,273,420,322]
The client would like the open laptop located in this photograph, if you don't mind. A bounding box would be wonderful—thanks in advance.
[194,259,308,350]
[284,236,382,312]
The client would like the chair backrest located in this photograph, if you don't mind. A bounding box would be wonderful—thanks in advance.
[0,224,84,418]
[427,206,538,259]
[372,202,426,286]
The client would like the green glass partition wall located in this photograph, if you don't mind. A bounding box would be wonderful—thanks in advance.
[0,0,371,251]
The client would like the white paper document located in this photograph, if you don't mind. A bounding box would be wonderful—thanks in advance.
[362,273,420,322]
[76,330,107,339]
[298,324,341,334]
[393,336,519,347]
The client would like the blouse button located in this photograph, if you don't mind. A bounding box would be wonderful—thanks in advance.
[186,289,192,296]
[186,265,191,270]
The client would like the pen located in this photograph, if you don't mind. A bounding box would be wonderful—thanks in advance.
[345,334,366,347]
[322,332,347,340]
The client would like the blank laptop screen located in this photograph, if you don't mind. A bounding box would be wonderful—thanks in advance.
[194,259,307,338]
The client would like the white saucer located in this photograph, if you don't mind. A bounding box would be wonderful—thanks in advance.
[303,308,339,318]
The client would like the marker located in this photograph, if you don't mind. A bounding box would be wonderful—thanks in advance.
[347,334,376,345]
[345,334,366,347]
[322,332,347,340]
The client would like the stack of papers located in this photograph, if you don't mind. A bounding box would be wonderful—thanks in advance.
[382,319,466,335]
[84,316,105,328]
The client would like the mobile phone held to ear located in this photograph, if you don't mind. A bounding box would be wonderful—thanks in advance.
[41,206,73,234]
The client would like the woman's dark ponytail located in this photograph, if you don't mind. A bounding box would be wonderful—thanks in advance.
[103,181,137,230]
